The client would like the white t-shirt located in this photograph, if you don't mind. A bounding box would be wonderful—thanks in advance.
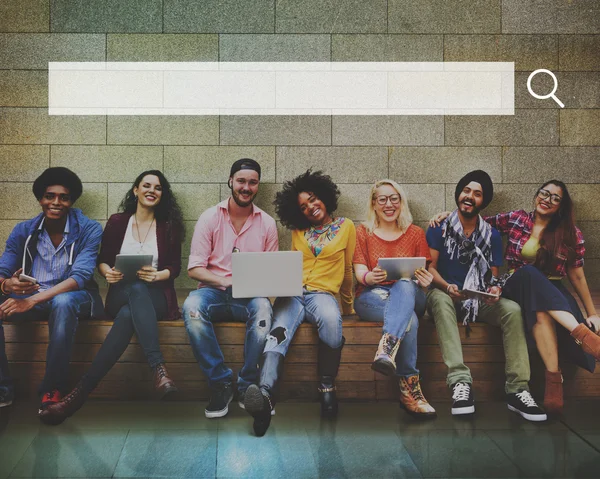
[119,215,159,269]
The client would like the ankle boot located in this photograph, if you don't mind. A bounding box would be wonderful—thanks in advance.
[153,363,178,398]
[372,333,401,376]
[244,351,284,437]
[543,369,564,415]
[399,375,437,419]
[38,381,88,426]
[318,337,345,418]
[571,324,600,360]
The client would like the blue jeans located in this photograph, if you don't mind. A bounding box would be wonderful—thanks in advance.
[0,290,92,396]
[354,280,426,378]
[182,287,272,392]
[264,290,343,356]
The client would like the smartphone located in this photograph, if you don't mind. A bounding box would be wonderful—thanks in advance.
[19,273,38,284]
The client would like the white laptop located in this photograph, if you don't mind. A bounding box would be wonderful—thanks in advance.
[231,251,303,299]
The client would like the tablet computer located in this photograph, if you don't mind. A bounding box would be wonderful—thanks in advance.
[377,257,427,281]
[114,254,153,281]
[461,288,499,300]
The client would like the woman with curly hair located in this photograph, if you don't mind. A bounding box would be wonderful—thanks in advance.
[244,170,356,436]
[40,170,185,425]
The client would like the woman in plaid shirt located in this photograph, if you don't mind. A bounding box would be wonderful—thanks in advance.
[433,180,600,416]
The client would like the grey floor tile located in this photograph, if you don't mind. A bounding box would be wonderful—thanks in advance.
[562,400,600,431]
[306,423,421,478]
[113,429,217,478]
[399,429,519,478]
[9,426,128,478]
[0,418,38,479]
[217,425,318,478]
[577,430,600,452]
[486,429,600,478]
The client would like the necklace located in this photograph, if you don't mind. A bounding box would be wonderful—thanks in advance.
[134,214,155,252]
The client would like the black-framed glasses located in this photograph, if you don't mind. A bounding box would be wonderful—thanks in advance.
[375,194,401,205]
[537,188,562,205]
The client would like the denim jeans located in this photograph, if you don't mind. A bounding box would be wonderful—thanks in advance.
[82,280,167,391]
[264,290,343,356]
[354,280,426,377]
[0,290,91,396]
[182,287,272,392]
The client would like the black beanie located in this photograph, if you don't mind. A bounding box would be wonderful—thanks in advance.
[229,158,261,179]
[455,170,493,209]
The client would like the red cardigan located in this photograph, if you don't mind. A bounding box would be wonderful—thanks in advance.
[98,212,182,320]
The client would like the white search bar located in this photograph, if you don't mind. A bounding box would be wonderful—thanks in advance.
[48,62,514,116]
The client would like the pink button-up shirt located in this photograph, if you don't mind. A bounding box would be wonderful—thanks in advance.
[188,199,279,289]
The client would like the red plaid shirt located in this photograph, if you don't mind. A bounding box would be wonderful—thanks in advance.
[484,210,585,278]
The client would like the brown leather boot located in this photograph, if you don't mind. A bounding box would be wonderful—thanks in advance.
[38,382,87,426]
[399,375,437,419]
[571,324,600,360]
[153,364,178,398]
[543,369,563,415]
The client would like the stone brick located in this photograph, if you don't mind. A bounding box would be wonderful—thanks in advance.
[560,110,600,146]
[276,0,387,34]
[220,116,331,146]
[502,0,600,34]
[388,0,501,34]
[220,34,330,61]
[51,146,163,182]
[579,222,600,259]
[51,0,162,33]
[107,117,219,146]
[444,35,558,71]
[0,71,47,107]
[171,184,221,221]
[0,34,105,69]
[164,0,274,33]
[0,183,44,219]
[0,220,19,250]
[107,34,218,61]
[559,35,600,71]
[569,185,600,221]
[0,0,49,33]
[0,146,49,181]
[503,147,600,184]
[332,117,444,146]
[445,110,559,146]
[276,147,388,183]
[332,34,442,62]
[165,146,275,183]
[389,147,502,184]
[515,72,600,109]
[0,108,106,145]
[76,183,108,221]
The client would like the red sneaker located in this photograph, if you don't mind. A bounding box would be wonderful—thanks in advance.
[38,390,62,414]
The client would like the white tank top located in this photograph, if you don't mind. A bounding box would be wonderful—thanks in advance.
[119,215,159,269]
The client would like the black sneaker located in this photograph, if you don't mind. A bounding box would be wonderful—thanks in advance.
[205,382,233,418]
[507,390,547,422]
[0,388,13,408]
[451,382,475,415]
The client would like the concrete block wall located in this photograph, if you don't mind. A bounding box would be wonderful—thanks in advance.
[1,1,599,289]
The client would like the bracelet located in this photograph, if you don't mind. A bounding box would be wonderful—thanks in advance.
[446,284,452,293]
[361,270,370,286]
[0,279,9,295]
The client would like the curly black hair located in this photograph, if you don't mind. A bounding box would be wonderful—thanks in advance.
[33,167,83,202]
[119,170,185,241]
[274,170,340,230]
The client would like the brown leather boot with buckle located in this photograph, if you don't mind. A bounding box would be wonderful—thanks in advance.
[543,369,563,415]
[399,375,437,419]
[571,324,600,360]
[153,363,178,398]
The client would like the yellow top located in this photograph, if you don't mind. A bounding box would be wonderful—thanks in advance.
[520,236,561,281]
[292,218,356,314]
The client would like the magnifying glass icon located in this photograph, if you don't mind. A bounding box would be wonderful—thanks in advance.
[527,69,564,108]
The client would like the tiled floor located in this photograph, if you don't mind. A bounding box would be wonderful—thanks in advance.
[1,399,600,478]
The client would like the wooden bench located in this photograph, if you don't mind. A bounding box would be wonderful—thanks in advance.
[4,290,600,402]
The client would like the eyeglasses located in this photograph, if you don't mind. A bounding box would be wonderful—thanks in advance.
[374,194,401,205]
[537,188,562,205]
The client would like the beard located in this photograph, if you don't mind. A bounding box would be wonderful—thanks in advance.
[231,188,256,207]
[459,200,481,218]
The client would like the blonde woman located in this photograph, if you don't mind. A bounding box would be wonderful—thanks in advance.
[353,180,436,418]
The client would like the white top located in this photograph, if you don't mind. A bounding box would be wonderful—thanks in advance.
[119,215,159,269]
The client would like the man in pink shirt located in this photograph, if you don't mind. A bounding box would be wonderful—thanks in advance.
[183,159,279,418]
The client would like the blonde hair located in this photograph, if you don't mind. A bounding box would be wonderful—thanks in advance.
[363,179,413,234]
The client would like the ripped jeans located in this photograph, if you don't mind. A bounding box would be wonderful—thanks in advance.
[182,287,273,392]
[264,290,343,356]
[354,280,426,378]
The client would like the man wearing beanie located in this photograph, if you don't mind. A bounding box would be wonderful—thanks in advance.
[0,167,104,418]
[425,170,547,422]
[182,158,278,419]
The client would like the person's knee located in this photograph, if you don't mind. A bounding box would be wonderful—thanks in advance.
[519,264,544,281]
[391,279,417,296]
[263,326,290,353]
[127,280,150,297]
[182,292,209,321]
[247,298,273,330]
[50,293,80,318]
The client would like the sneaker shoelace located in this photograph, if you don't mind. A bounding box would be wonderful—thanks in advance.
[155,364,167,379]
[452,383,471,402]
[515,390,538,408]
